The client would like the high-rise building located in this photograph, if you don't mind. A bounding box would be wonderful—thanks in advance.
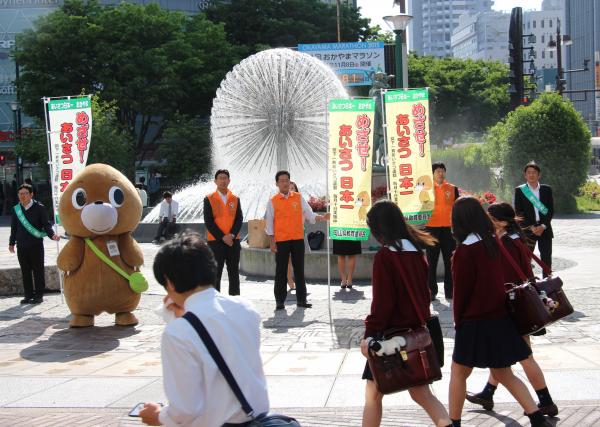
[451,11,510,62]
[522,7,565,71]
[408,0,493,57]
[565,0,600,135]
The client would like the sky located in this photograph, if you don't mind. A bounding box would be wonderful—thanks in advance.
[357,0,544,33]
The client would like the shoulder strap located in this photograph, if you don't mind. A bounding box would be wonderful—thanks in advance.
[527,248,552,276]
[84,238,130,281]
[182,312,255,418]
[497,238,528,283]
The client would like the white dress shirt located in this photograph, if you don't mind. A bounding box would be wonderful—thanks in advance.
[23,200,34,210]
[159,288,269,427]
[527,182,541,222]
[159,199,179,221]
[218,190,228,205]
[265,192,317,236]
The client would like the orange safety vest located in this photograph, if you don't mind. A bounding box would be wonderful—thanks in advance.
[426,181,457,227]
[272,191,304,242]
[206,190,240,241]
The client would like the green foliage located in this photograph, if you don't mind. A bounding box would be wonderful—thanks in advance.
[408,54,510,145]
[431,144,492,193]
[485,93,592,212]
[576,180,600,212]
[205,0,379,53]
[157,115,211,185]
[15,0,238,167]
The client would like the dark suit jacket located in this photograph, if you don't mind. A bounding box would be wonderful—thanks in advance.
[514,183,554,238]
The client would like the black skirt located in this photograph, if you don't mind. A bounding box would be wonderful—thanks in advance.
[452,315,532,369]
[332,239,362,256]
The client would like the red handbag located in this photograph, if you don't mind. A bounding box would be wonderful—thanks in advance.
[528,252,574,323]
[499,241,553,335]
[366,260,442,395]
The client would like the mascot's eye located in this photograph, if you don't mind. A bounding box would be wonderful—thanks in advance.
[71,188,87,209]
[108,186,125,207]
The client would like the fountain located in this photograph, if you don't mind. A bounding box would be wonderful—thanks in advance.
[143,48,347,223]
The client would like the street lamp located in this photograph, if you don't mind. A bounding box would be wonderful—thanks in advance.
[8,100,22,185]
[546,18,572,95]
[384,14,413,89]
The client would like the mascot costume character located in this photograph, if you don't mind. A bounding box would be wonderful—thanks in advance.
[57,164,147,327]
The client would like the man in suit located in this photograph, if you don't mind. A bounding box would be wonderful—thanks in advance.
[203,169,243,295]
[514,161,554,276]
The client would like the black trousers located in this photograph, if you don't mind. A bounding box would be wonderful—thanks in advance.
[526,229,552,278]
[425,226,456,298]
[17,243,45,299]
[155,218,176,240]
[275,239,307,305]
[208,240,241,295]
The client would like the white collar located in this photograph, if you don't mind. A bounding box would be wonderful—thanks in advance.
[23,200,34,210]
[509,233,520,240]
[183,287,218,311]
[527,182,540,191]
[462,233,482,245]
[385,239,418,252]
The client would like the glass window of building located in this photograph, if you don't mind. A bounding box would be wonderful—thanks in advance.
[542,50,545,59]
[533,20,536,28]
[549,19,553,27]
[550,51,553,59]
[542,35,545,43]
[541,19,544,28]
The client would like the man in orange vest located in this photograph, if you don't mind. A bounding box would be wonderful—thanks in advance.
[203,169,243,295]
[425,162,460,300]
[265,171,330,310]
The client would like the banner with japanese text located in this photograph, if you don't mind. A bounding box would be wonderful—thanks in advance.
[328,98,375,241]
[46,96,92,223]
[384,89,433,225]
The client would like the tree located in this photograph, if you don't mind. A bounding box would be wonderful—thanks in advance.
[485,93,591,212]
[157,115,211,186]
[408,54,510,145]
[15,0,239,170]
[205,0,379,52]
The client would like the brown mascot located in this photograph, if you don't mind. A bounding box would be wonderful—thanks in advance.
[57,164,145,327]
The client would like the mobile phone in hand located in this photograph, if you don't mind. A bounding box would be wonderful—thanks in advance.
[129,402,145,417]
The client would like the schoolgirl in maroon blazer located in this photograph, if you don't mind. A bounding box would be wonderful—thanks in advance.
[466,202,557,417]
[360,200,452,427]
[449,196,551,427]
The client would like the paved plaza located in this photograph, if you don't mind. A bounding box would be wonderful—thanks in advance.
[0,214,599,426]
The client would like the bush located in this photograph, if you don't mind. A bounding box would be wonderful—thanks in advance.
[430,144,492,193]
[486,93,592,212]
[577,180,600,212]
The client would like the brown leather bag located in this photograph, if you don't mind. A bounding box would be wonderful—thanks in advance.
[528,253,574,323]
[366,257,442,395]
[499,241,553,335]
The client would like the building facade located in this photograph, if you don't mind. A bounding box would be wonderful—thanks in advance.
[522,7,565,71]
[408,0,493,57]
[451,11,509,62]
[565,0,600,136]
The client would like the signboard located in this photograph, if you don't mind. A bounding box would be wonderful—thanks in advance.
[595,51,600,124]
[46,96,92,223]
[384,89,433,225]
[328,98,375,241]
[298,42,385,87]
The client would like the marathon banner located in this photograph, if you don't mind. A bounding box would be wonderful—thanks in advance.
[384,89,433,225]
[45,96,92,223]
[327,98,375,241]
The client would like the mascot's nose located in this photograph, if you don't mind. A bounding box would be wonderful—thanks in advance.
[81,202,118,235]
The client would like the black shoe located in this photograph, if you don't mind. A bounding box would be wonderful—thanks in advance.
[538,402,558,417]
[30,297,43,304]
[466,391,494,411]
[20,298,32,304]
[275,304,285,310]
[297,302,312,308]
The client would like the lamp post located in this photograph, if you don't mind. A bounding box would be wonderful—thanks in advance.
[547,18,572,95]
[9,100,22,185]
[384,14,413,89]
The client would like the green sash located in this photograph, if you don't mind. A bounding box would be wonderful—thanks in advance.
[14,204,47,239]
[519,184,549,215]
[84,238,148,294]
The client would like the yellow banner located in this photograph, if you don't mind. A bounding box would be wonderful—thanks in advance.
[328,99,375,240]
[384,89,433,225]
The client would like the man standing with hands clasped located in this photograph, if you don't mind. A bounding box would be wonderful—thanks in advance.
[203,169,243,295]
[265,171,329,310]
[514,161,554,276]
[9,184,60,304]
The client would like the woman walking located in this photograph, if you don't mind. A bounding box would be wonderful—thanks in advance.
[361,200,452,427]
[449,196,551,427]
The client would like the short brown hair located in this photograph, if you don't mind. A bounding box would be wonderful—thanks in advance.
[214,169,230,179]
[523,161,541,173]
[18,184,33,194]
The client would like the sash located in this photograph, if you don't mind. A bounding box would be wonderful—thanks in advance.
[519,184,548,216]
[84,238,148,294]
[14,204,47,239]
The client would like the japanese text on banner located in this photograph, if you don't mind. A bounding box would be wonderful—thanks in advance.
[327,98,375,241]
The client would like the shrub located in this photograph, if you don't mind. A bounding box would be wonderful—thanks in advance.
[430,144,492,193]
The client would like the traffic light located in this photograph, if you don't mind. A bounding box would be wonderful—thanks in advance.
[0,154,5,166]
[556,78,566,94]
[509,7,524,110]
